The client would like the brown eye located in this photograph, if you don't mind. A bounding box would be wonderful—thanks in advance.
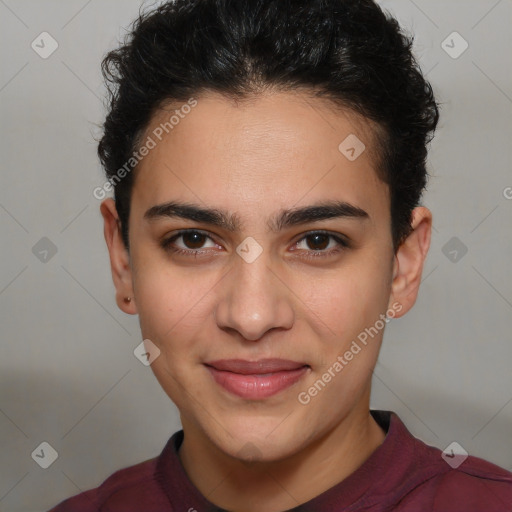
[181,231,208,249]
[161,230,217,255]
[305,233,330,251]
[293,231,349,259]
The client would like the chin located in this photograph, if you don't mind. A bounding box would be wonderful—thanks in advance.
[204,416,303,463]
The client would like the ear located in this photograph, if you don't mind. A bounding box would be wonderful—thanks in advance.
[100,198,137,315]
[388,206,432,317]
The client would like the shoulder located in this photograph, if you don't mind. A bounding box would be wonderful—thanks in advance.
[382,412,512,511]
[49,457,164,511]
[399,443,512,511]
[430,455,512,511]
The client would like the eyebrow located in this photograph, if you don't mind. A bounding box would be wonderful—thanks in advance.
[144,200,369,232]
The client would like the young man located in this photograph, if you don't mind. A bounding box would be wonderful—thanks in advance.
[51,0,512,510]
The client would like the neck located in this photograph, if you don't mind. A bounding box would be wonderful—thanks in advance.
[178,402,386,512]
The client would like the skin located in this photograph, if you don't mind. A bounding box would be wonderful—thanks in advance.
[101,90,431,512]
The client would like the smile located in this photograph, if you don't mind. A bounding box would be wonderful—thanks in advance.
[204,359,310,399]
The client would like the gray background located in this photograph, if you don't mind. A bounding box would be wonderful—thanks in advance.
[1,0,511,510]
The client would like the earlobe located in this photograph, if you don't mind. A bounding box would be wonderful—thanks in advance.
[388,207,432,317]
[100,198,137,315]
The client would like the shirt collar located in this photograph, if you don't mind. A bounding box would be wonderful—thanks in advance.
[155,410,421,511]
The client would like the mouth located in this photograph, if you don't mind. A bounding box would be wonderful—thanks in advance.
[204,358,310,399]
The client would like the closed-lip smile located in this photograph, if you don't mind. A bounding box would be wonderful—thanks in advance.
[204,358,310,399]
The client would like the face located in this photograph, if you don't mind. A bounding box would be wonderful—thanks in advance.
[102,90,430,462]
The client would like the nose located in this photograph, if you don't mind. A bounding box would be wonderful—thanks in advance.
[214,252,294,341]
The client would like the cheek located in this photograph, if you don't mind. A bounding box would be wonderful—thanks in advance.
[132,256,222,353]
[133,265,217,407]
[296,258,392,342]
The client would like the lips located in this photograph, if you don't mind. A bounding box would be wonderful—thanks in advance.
[206,358,307,374]
[204,358,310,399]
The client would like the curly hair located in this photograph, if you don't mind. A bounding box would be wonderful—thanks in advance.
[98,0,440,251]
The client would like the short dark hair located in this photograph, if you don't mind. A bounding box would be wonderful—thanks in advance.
[98,0,440,251]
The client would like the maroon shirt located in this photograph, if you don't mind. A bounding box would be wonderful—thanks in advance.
[50,410,512,511]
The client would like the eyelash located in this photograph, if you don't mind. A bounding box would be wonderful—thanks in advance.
[160,229,350,260]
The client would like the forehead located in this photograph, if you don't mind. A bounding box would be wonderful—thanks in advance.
[132,90,388,222]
